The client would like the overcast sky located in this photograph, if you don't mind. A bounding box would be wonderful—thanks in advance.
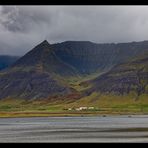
[1,6,148,55]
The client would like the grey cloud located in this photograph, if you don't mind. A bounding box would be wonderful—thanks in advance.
[0,6,148,55]
[0,6,55,33]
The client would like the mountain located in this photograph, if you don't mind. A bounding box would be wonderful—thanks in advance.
[85,52,148,97]
[52,41,148,74]
[12,40,79,77]
[0,40,148,100]
[0,41,77,100]
[0,56,19,71]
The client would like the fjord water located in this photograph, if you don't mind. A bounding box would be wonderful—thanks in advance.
[0,116,148,142]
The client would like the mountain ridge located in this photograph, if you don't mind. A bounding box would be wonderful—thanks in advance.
[0,40,79,99]
[0,39,148,100]
[51,40,148,74]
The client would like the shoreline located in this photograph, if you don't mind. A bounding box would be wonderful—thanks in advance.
[0,111,148,118]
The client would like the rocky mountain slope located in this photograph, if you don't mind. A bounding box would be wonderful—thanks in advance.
[85,53,148,97]
[0,41,77,99]
[52,40,148,74]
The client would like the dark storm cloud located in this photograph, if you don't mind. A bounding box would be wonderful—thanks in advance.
[0,6,148,55]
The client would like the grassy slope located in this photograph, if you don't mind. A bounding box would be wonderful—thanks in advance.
[67,93,148,112]
[0,73,148,117]
[0,73,147,117]
[0,92,148,117]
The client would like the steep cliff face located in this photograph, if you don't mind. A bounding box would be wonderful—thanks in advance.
[86,53,148,96]
[52,41,148,74]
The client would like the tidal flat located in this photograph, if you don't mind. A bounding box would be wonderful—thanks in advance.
[0,115,148,143]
